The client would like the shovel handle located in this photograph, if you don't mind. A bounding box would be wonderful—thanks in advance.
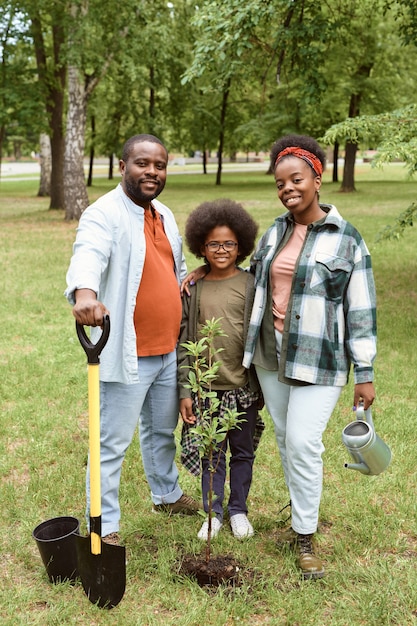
[76,315,110,364]
[76,315,110,555]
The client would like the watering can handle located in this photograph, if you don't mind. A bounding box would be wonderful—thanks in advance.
[76,315,110,364]
[355,402,374,430]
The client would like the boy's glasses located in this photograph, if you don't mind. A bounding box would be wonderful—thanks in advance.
[205,241,238,252]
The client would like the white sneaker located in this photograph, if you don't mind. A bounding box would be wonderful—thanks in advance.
[197,517,222,540]
[230,514,254,539]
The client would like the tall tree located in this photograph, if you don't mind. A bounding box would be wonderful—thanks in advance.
[182,0,416,192]
[182,0,276,184]
[321,1,417,190]
[325,2,381,192]
[62,0,191,217]
[25,0,67,208]
[63,0,135,219]
[90,0,203,173]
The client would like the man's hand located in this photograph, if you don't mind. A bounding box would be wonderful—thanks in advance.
[72,288,109,327]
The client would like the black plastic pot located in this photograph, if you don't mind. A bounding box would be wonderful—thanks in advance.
[33,516,80,583]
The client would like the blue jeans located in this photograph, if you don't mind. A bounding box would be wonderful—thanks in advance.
[201,392,257,522]
[255,365,341,535]
[86,350,182,535]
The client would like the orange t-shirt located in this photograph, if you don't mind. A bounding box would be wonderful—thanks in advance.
[134,207,182,356]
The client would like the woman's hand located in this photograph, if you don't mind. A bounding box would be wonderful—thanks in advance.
[179,398,196,424]
[353,382,375,411]
[180,265,207,296]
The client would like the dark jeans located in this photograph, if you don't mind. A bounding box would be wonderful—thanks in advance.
[201,392,258,522]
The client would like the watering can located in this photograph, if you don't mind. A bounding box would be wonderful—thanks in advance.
[341,403,391,475]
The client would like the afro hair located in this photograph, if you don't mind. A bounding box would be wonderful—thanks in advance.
[270,134,326,173]
[185,198,258,265]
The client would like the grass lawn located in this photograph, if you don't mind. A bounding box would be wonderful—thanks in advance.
[0,163,416,625]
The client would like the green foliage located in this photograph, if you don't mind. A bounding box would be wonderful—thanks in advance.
[321,104,417,177]
[181,317,243,454]
[5,0,417,184]
[181,1,266,86]
[376,201,417,241]
[87,0,202,156]
[0,2,45,155]
[389,0,417,46]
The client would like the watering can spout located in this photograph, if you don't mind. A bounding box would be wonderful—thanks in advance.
[344,461,370,474]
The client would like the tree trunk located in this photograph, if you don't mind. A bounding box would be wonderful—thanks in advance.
[87,115,95,187]
[341,91,361,192]
[0,124,5,181]
[30,14,66,209]
[340,63,372,192]
[149,65,155,127]
[215,79,231,186]
[49,95,66,209]
[276,2,296,84]
[62,3,128,217]
[64,65,89,220]
[332,141,339,183]
[202,149,207,175]
[13,141,22,160]
[38,133,51,196]
[108,153,114,180]
[341,142,357,192]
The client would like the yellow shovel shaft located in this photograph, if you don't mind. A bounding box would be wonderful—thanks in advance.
[88,363,101,555]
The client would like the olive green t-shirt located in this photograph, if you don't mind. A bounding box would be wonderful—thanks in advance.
[198,271,248,390]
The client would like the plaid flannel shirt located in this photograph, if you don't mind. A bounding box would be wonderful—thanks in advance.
[243,204,377,386]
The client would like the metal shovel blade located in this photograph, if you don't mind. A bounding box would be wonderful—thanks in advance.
[76,535,126,609]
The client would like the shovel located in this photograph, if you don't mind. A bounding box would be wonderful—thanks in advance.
[75,316,126,609]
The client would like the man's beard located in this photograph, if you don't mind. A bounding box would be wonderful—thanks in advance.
[124,177,165,206]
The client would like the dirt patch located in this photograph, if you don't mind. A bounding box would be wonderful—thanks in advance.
[180,554,241,587]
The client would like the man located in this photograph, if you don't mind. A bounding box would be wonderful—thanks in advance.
[65,134,200,545]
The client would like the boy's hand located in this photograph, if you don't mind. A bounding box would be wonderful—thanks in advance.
[180,398,196,424]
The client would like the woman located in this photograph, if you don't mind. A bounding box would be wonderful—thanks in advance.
[242,134,377,578]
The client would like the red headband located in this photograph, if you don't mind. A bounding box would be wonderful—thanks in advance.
[275,147,323,177]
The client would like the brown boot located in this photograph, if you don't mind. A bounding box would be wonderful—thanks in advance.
[296,533,325,580]
[152,493,201,515]
[102,532,121,546]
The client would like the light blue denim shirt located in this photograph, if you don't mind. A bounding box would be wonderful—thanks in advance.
[65,184,187,384]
